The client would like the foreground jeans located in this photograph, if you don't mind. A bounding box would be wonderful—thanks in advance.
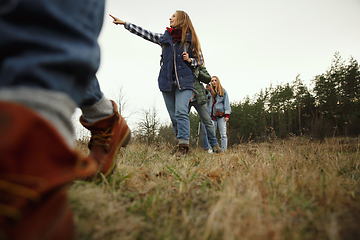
[0,0,104,106]
[189,100,218,148]
[213,117,228,151]
[162,88,192,143]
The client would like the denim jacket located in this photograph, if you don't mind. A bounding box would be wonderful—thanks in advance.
[209,89,231,116]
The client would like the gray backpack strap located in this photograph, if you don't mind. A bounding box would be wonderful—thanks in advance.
[184,43,188,53]
[183,42,199,76]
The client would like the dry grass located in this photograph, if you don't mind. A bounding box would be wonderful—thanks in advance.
[69,137,360,240]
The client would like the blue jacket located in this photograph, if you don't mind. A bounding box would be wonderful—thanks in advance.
[158,31,194,92]
[209,89,231,115]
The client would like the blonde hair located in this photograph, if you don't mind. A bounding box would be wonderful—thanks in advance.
[173,10,203,63]
[210,76,224,97]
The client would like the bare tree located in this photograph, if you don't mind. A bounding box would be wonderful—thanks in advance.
[137,106,161,145]
[111,84,139,128]
[114,85,127,116]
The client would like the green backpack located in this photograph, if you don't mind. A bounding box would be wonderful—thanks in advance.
[193,65,211,105]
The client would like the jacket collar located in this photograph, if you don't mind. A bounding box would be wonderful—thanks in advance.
[161,30,192,45]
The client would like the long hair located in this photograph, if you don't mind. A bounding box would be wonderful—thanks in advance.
[210,76,224,97]
[174,10,203,64]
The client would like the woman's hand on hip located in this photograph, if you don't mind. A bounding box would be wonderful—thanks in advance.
[109,14,125,25]
[182,52,191,63]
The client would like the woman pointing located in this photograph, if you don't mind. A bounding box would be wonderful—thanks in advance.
[110,11,204,155]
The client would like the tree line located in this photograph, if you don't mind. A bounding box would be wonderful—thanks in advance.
[134,52,360,147]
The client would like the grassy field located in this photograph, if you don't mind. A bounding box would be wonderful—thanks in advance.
[69,137,360,240]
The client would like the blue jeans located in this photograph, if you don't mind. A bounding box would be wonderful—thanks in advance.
[162,89,192,143]
[0,0,104,107]
[81,76,103,108]
[213,117,228,151]
[202,122,211,150]
[189,101,218,149]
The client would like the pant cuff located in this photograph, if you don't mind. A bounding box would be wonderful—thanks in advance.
[178,139,189,145]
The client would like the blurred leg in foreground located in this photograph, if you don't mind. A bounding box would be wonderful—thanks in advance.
[0,0,130,239]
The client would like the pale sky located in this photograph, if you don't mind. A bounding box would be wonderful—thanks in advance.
[74,0,360,134]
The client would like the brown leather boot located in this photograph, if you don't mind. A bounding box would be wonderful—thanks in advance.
[175,143,190,157]
[80,100,131,178]
[0,101,98,240]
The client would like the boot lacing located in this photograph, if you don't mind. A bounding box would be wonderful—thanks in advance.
[89,127,113,150]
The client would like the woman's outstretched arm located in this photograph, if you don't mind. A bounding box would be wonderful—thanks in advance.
[109,14,162,45]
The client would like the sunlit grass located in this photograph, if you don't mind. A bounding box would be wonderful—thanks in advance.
[70,137,360,240]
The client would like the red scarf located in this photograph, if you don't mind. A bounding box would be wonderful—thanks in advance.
[167,27,182,43]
